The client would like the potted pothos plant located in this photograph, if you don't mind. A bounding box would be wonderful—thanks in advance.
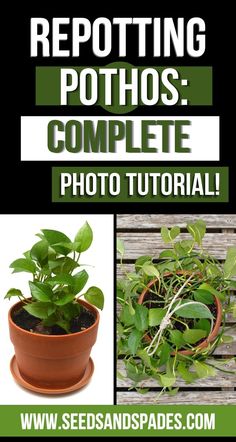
[117,220,236,397]
[6,222,104,394]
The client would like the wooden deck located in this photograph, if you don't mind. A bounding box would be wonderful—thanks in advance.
[116,214,236,405]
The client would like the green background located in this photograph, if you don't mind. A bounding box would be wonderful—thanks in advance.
[36,65,212,112]
[52,167,228,203]
[0,405,235,437]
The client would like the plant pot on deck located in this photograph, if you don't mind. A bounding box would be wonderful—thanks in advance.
[138,274,222,355]
[8,299,99,394]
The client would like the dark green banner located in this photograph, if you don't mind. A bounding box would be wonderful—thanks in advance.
[0,405,235,437]
[36,65,212,111]
[52,167,228,203]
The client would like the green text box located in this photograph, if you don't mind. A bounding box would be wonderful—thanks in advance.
[0,405,235,437]
[36,66,212,111]
[52,167,228,203]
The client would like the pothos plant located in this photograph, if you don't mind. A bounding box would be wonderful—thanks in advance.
[5,223,104,333]
[117,220,236,397]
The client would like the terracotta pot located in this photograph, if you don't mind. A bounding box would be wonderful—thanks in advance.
[138,273,222,355]
[8,299,99,389]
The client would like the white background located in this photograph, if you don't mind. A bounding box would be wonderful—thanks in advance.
[21,116,220,162]
[0,214,114,405]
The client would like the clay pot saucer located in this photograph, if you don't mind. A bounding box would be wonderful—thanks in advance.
[10,355,94,395]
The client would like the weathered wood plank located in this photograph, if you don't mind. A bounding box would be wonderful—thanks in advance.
[117,264,236,282]
[213,329,236,355]
[116,232,236,260]
[227,311,236,323]
[117,360,236,388]
[117,214,236,230]
[116,391,236,405]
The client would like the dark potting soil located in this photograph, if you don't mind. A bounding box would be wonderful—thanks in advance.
[70,309,95,333]
[12,306,96,335]
[143,292,164,309]
[13,308,40,331]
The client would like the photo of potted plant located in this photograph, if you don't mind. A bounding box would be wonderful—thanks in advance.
[117,220,236,398]
[5,222,104,394]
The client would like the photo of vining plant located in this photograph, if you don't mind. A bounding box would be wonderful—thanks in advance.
[117,219,236,401]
